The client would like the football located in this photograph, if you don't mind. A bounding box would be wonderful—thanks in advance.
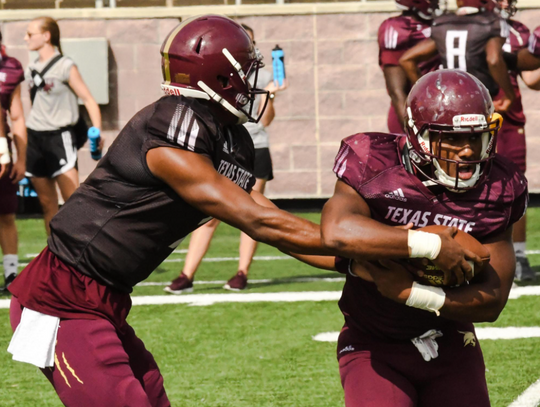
[407,225,491,287]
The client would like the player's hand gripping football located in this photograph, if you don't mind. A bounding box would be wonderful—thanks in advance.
[432,227,482,286]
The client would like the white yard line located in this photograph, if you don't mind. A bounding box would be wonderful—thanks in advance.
[138,276,345,286]
[508,379,540,407]
[2,284,540,309]
[313,327,540,343]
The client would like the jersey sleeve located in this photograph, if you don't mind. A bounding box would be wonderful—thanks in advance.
[11,57,25,85]
[378,18,408,67]
[333,134,370,191]
[146,97,215,159]
[529,26,540,56]
[492,16,510,40]
[508,171,529,227]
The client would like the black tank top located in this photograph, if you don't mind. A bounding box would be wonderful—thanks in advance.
[48,96,255,293]
[431,11,508,96]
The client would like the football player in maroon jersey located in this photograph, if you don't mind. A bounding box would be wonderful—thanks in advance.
[322,70,527,407]
[0,31,27,290]
[517,25,540,74]
[399,0,516,113]
[378,0,440,133]
[6,16,477,407]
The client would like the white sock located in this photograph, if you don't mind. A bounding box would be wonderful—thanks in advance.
[514,242,526,257]
[3,254,18,278]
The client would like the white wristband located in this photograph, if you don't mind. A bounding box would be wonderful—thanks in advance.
[408,230,442,260]
[0,137,9,165]
[406,281,446,316]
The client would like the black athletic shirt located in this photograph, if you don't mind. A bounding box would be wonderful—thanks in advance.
[48,96,256,293]
[431,11,509,96]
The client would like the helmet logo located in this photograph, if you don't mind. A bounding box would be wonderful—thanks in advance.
[452,114,487,129]
[236,93,249,106]
[174,73,191,85]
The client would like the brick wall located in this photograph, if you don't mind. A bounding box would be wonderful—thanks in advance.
[3,8,540,196]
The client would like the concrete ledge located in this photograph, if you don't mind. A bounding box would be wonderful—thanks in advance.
[0,0,497,21]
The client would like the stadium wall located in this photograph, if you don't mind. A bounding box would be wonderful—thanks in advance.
[2,1,540,197]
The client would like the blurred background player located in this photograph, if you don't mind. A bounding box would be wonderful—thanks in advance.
[0,30,27,289]
[517,26,540,75]
[494,0,538,280]
[400,0,515,113]
[378,0,440,133]
[24,16,102,235]
[165,23,287,293]
[322,70,527,407]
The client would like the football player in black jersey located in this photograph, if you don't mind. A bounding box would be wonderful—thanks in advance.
[399,0,515,113]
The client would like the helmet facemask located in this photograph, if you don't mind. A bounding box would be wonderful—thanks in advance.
[407,109,502,192]
[197,48,269,125]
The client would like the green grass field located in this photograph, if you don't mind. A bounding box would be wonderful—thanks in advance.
[1,209,539,406]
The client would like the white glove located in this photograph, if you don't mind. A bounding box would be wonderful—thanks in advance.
[0,137,10,165]
[411,329,443,362]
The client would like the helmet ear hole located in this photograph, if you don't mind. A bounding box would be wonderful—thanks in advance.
[195,38,203,54]
[217,75,230,89]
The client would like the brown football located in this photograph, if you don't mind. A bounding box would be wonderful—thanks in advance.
[407,225,491,287]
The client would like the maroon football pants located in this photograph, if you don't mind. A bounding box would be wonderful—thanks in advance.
[10,297,169,407]
[338,327,490,407]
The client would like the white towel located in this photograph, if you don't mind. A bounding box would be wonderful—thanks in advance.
[7,307,60,368]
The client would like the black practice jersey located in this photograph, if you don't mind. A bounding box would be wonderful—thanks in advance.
[48,96,256,293]
[431,11,509,96]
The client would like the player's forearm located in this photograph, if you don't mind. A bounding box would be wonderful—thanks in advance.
[321,213,410,259]
[440,284,507,323]
[517,49,540,71]
[389,92,407,129]
[249,210,331,255]
[399,60,421,84]
[488,58,515,102]
[521,68,540,89]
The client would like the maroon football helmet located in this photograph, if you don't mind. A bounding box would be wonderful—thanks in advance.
[395,0,440,20]
[498,0,517,18]
[405,70,502,191]
[457,0,499,12]
[160,15,268,124]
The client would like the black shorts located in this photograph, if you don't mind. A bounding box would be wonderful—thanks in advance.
[254,148,273,181]
[26,127,78,178]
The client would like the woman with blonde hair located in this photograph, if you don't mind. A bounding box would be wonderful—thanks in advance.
[24,16,102,235]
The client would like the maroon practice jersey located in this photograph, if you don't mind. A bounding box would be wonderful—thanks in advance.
[333,132,528,341]
[378,14,440,133]
[529,26,540,56]
[378,14,440,74]
[46,95,256,293]
[431,11,509,96]
[0,55,24,133]
[498,20,530,126]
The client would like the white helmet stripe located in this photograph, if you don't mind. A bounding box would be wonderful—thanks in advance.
[197,81,248,124]
[222,48,247,83]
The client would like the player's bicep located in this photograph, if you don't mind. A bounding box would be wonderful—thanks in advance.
[147,146,261,230]
[485,37,505,64]
[321,180,371,238]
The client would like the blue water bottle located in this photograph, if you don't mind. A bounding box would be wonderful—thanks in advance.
[88,127,102,161]
[272,45,286,87]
